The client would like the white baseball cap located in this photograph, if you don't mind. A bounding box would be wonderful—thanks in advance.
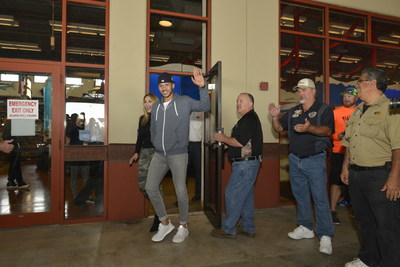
[293,78,315,91]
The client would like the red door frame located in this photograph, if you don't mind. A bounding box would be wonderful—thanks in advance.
[0,59,63,228]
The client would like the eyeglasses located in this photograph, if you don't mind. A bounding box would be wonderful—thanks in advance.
[356,79,370,84]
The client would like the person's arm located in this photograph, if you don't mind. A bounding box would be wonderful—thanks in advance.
[134,117,144,154]
[294,119,332,136]
[0,140,14,153]
[268,103,283,133]
[214,133,243,147]
[294,106,334,136]
[191,68,210,112]
[380,149,400,201]
[340,148,350,185]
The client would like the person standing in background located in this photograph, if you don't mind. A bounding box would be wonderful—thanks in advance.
[269,78,334,255]
[329,86,358,224]
[129,93,160,232]
[188,111,203,202]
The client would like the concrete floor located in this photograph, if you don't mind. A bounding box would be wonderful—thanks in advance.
[0,206,359,267]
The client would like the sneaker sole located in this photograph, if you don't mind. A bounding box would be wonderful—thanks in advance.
[151,226,174,242]
[288,233,315,240]
[319,248,332,255]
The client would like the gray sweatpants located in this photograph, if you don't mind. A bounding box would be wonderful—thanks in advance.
[146,152,189,224]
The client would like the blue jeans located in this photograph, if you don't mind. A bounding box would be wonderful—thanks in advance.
[288,152,334,237]
[222,160,260,234]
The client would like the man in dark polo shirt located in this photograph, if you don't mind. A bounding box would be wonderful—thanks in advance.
[268,78,334,255]
[211,93,263,239]
[341,68,400,267]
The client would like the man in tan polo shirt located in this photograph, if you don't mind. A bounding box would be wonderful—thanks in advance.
[341,68,400,267]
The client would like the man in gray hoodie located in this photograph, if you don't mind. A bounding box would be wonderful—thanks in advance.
[145,68,210,243]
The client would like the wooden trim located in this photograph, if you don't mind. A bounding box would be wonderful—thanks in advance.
[67,0,107,6]
[149,9,209,22]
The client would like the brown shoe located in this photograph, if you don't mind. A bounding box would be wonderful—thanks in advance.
[237,226,255,238]
[211,228,237,239]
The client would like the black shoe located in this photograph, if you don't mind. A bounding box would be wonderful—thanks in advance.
[236,225,255,238]
[150,215,160,232]
[211,228,237,239]
[6,181,17,189]
[331,211,340,225]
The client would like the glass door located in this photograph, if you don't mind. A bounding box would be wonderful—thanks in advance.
[203,61,223,228]
[0,61,62,227]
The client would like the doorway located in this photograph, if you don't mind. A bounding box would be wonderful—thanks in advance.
[0,61,62,228]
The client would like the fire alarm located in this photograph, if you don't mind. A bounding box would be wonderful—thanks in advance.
[260,82,268,91]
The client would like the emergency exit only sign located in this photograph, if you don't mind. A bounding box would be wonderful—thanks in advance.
[7,99,39,119]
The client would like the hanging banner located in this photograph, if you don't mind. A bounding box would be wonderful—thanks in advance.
[7,99,39,119]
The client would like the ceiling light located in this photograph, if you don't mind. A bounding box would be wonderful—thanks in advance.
[377,62,399,68]
[330,54,361,64]
[0,41,41,52]
[389,32,400,39]
[281,48,314,58]
[159,20,172,27]
[329,22,365,33]
[378,36,400,44]
[150,54,170,62]
[281,14,307,23]
[49,21,105,36]
[67,47,105,57]
[0,14,19,27]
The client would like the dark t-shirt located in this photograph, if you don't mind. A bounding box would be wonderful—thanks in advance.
[280,101,334,157]
[227,109,263,159]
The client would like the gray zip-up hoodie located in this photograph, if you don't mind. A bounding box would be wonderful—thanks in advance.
[150,87,210,156]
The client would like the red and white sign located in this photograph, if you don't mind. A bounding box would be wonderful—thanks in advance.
[7,99,39,119]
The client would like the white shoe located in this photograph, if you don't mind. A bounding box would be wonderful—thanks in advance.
[288,225,315,240]
[151,220,175,242]
[319,235,332,255]
[344,258,368,267]
[172,225,189,243]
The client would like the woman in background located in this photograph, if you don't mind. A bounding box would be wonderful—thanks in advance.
[129,93,160,232]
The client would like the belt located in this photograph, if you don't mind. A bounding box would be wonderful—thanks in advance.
[231,156,261,162]
[293,151,324,159]
[350,162,391,172]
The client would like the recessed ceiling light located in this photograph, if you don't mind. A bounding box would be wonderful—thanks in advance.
[159,20,172,27]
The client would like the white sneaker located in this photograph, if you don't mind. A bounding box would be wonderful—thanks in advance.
[344,258,368,267]
[288,225,315,240]
[151,220,175,242]
[172,225,189,243]
[319,235,332,255]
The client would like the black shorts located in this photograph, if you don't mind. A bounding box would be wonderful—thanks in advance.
[330,153,345,186]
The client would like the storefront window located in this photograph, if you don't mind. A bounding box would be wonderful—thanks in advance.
[280,1,323,35]
[0,0,62,61]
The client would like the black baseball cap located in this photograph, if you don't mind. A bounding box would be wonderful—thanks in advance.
[158,72,174,84]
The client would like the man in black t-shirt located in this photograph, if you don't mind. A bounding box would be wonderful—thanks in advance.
[269,78,334,255]
[211,93,263,239]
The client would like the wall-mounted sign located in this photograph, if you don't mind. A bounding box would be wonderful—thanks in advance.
[7,99,39,119]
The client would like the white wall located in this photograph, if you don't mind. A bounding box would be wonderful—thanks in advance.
[211,0,280,143]
[109,0,146,143]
